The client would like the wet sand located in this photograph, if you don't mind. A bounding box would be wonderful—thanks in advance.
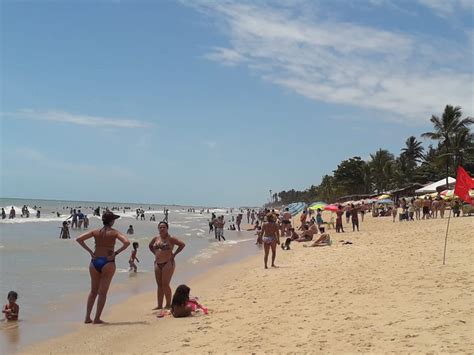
[22,214,474,353]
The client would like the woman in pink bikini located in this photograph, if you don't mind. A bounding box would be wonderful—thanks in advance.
[149,221,185,312]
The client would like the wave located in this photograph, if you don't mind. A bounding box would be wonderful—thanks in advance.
[0,216,65,224]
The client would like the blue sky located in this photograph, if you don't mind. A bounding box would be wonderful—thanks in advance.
[1,0,472,206]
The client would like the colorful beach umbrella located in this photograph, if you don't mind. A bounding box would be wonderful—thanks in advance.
[376,194,391,200]
[309,202,327,211]
[324,204,339,212]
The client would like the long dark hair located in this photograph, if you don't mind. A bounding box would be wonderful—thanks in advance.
[171,284,190,307]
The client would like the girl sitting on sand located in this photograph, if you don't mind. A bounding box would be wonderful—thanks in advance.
[170,285,208,318]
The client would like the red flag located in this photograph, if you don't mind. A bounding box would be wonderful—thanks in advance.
[454,166,474,204]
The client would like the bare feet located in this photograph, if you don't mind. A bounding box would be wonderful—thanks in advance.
[272,264,278,268]
[152,306,162,310]
[264,265,268,269]
[84,318,93,324]
[93,319,106,324]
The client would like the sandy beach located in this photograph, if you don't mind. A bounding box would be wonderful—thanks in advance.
[22,213,474,353]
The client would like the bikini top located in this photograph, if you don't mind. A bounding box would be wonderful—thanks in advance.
[94,227,116,249]
[154,238,172,251]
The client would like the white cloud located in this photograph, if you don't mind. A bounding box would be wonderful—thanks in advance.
[2,109,152,128]
[16,147,138,180]
[190,1,473,123]
[204,47,246,66]
[416,0,473,16]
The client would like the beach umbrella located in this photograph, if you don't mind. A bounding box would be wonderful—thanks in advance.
[309,202,327,211]
[377,199,393,204]
[376,194,390,200]
[324,204,338,212]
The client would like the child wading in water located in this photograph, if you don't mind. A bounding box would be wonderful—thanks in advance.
[59,221,70,239]
[3,291,19,321]
[129,242,140,272]
[170,284,208,318]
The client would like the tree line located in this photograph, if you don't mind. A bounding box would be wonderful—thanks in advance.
[274,105,473,205]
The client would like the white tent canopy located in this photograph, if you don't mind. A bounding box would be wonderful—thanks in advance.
[415,177,456,194]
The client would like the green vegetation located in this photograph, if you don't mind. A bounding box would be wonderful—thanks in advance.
[274,105,473,205]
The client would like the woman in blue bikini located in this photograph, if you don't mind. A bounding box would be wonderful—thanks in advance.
[149,221,185,313]
[76,211,130,324]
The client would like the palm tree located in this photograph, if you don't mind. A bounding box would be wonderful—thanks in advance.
[451,128,474,170]
[369,149,394,193]
[421,105,473,185]
[401,136,424,171]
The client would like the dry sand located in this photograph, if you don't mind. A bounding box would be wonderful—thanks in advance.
[23,213,473,353]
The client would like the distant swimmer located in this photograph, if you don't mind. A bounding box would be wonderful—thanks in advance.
[149,222,185,313]
[36,210,41,218]
[59,221,71,239]
[164,209,169,223]
[126,225,134,235]
[76,211,130,324]
[1,208,6,219]
[84,215,89,229]
[9,207,15,219]
[150,215,156,222]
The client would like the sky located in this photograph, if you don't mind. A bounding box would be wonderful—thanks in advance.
[1,0,473,207]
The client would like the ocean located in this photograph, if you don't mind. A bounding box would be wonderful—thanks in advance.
[0,198,260,353]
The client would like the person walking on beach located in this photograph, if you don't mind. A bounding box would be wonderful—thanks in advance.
[414,198,422,220]
[351,204,359,231]
[345,205,351,224]
[76,211,130,324]
[335,205,344,233]
[250,210,256,224]
[149,221,185,313]
[9,207,15,219]
[261,213,280,269]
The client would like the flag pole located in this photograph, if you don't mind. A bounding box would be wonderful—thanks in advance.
[442,204,452,265]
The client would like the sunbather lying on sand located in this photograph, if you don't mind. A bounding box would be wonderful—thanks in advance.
[296,221,318,242]
[304,227,331,247]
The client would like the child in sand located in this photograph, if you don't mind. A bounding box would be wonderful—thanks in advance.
[170,285,208,318]
[2,291,19,321]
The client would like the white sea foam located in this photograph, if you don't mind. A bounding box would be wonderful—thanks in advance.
[170,223,191,229]
[191,228,206,233]
[184,233,192,236]
[0,216,65,224]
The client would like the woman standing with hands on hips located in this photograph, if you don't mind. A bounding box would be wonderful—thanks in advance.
[149,221,185,313]
[76,211,130,324]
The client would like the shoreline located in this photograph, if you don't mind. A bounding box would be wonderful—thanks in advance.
[21,214,474,353]
[1,224,260,354]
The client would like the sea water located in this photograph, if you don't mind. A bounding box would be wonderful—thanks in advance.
[0,198,259,353]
